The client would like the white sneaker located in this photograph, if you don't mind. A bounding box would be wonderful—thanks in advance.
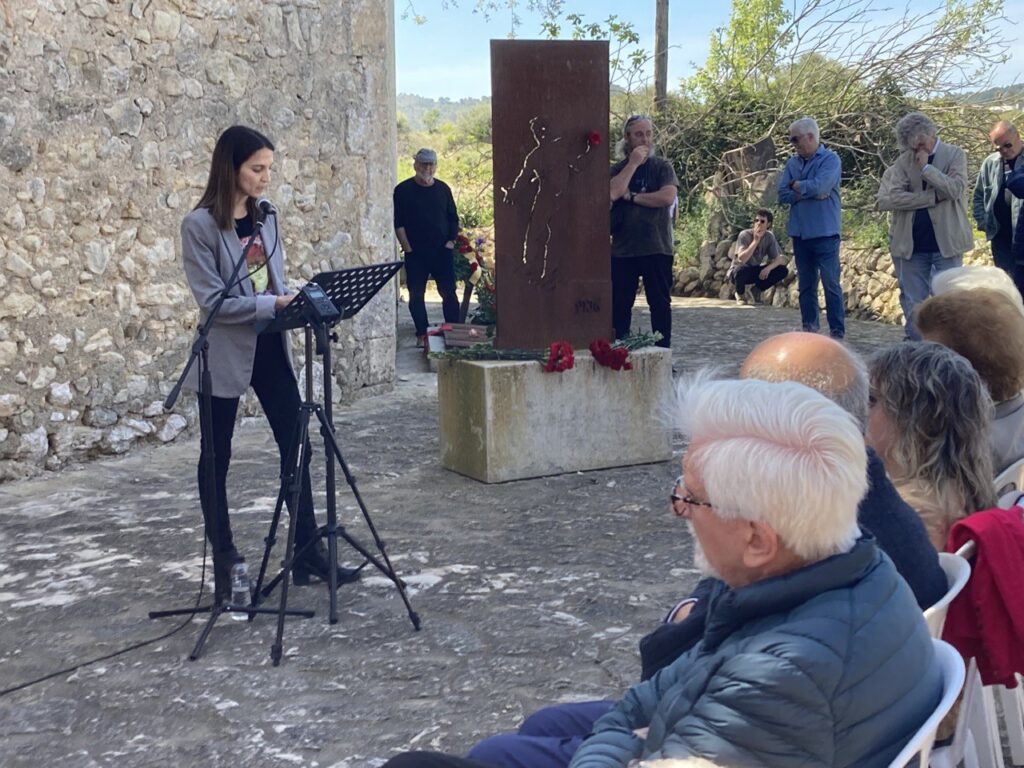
[734,291,747,306]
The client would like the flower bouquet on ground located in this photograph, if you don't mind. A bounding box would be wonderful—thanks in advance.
[453,232,489,322]
[469,270,496,329]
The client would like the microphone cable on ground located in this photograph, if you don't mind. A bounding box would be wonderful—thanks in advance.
[0,541,213,698]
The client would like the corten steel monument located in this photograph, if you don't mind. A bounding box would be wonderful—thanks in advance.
[490,40,612,349]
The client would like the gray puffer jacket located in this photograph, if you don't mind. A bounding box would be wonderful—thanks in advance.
[569,537,942,768]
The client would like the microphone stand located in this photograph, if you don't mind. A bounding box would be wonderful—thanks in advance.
[150,211,313,661]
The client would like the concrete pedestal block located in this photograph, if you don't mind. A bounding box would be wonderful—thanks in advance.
[438,347,673,482]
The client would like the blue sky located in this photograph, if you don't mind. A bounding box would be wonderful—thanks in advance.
[395,0,729,98]
[395,0,1024,100]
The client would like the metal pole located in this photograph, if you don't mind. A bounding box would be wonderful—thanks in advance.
[654,0,669,111]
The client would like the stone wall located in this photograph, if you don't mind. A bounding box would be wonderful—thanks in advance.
[0,0,398,481]
[674,237,992,323]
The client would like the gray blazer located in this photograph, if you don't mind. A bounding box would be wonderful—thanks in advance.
[973,150,1023,241]
[181,207,296,398]
[876,139,974,260]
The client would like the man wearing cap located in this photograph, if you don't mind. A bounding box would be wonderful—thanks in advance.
[394,148,461,346]
[609,115,680,349]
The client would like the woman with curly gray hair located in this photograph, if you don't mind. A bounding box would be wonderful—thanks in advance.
[866,342,996,549]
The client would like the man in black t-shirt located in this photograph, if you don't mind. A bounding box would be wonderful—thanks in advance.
[609,115,680,348]
[394,148,461,346]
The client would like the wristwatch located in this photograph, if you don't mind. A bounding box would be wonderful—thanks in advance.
[628,191,636,203]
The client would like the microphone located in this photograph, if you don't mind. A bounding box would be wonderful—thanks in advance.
[256,197,277,216]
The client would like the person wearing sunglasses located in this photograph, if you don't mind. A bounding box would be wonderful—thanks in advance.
[973,120,1023,289]
[726,208,788,305]
[777,116,845,339]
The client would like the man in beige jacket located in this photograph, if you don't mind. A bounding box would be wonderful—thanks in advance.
[877,112,974,339]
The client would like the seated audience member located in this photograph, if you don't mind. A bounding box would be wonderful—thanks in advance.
[915,288,1024,476]
[727,208,788,304]
[465,333,946,768]
[738,332,946,607]
[866,342,997,549]
[931,265,1024,315]
[383,379,943,768]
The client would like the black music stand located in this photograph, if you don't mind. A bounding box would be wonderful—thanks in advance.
[252,261,421,666]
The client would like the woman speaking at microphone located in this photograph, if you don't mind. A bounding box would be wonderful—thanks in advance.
[181,125,360,595]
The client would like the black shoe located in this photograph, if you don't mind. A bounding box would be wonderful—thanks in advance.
[292,543,362,587]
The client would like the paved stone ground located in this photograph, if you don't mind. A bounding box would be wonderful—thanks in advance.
[0,297,906,768]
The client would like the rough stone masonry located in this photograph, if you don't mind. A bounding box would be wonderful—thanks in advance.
[0,0,399,481]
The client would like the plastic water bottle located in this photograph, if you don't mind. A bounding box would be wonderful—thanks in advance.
[229,561,250,619]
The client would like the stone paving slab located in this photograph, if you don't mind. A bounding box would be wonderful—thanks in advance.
[0,298,905,767]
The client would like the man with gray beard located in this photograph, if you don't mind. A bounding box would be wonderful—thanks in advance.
[609,115,679,348]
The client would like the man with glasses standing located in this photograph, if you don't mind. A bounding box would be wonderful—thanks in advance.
[609,115,680,348]
[778,116,845,339]
[974,121,1023,288]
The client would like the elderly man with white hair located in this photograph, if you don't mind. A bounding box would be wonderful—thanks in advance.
[877,111,973,340]
[568,377,941,768]
[380,379,943,768]
[777,116,846,339]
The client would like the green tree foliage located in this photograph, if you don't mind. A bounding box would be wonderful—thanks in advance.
[399,0,1017,268]
[422,108,442,133]
[655,0,1014,263]
[690,0,792,97]
[397,98,495,229]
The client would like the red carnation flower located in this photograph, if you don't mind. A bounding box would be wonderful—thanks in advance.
[545,340,575,373]
[589,338,632,371]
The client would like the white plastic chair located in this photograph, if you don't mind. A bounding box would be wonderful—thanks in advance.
[994,457,1024,497]
[923,552,972,638]
[888,639,966,768]
[931,657,1002,768]
[942,539,1023,767]
[999,676,1024,765]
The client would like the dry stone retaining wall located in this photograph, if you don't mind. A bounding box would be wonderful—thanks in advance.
[679,136,995,322]
[674,237,992,324]
[0,0,397,481]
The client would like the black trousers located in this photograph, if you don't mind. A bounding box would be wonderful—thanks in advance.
[993,233,1024,299]
[197,332,318,557]
[405,246,460,335]
[382,752,495,768]
[611,253,673,348]
[733,263,788,294]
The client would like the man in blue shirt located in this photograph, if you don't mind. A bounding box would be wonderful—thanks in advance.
[777,117,845,339]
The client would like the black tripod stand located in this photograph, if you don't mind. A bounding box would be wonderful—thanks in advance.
[150,215,313,661]
[251,263,421,666]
